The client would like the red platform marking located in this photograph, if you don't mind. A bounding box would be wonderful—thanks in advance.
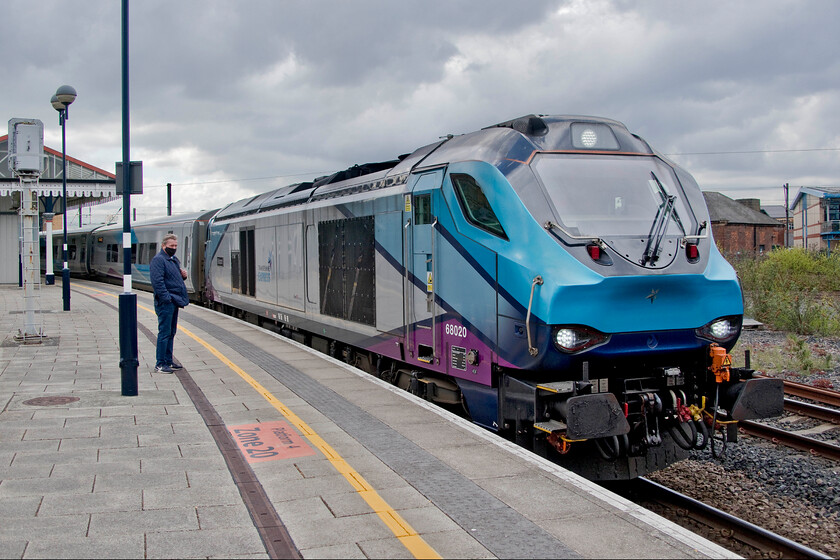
[228,421,316,463]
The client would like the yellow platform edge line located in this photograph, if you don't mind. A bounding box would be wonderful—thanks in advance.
[75,284,442,560]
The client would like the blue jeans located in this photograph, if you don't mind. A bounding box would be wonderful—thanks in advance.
[155,299,179,368]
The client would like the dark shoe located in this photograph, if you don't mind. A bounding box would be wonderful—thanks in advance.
[169,363,183,370]
[154,365,174,374]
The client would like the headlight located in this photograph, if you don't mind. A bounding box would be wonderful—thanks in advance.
[711,320,731,338]
[553,325,610,353]
[696,316,742,343]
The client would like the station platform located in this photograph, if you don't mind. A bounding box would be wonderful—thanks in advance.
[0,280,737,559]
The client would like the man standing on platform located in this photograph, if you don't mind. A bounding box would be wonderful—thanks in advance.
[150,233,189,373]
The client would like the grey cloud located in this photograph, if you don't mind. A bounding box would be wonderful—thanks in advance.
[3,0,838,214]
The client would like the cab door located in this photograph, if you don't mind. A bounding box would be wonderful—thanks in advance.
[404,168,445,368]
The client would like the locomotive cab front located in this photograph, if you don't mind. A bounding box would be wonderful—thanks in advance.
[478,116,785,479]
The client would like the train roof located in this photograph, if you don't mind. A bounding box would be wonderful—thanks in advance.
[94,209,219,232]
[212,114,656,222]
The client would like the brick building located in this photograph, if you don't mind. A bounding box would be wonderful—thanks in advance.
[703,192,784,256]
[762,204,793,247]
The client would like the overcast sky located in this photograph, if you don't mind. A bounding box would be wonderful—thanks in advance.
[5,0,839,221]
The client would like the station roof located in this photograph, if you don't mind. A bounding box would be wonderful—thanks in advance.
[0,135,116,207]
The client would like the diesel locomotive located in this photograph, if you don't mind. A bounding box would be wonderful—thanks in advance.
[44,114,784,480]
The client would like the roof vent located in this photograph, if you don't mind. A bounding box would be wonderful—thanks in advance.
[485,114,549,137]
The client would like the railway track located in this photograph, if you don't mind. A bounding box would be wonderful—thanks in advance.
[736,376,840,461]
[628,477,833,559]
[783,397,840,424]
[776,377,840,408]
[738,419,840,462]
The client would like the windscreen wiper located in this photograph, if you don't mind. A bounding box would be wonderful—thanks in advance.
[650,171,685,233]
[642,172,677,266]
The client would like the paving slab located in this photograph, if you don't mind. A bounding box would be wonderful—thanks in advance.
[38,489,142,516]
[22,535,146,559]
[87,507,200,537]
[145,527,266,559]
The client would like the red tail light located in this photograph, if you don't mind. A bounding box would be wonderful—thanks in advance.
[686,243,699,261]
[587,244,600,261]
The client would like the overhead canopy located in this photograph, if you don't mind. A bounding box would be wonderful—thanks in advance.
[0,180,115,198]
[0,135,116,207]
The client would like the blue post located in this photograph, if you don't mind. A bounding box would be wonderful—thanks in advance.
[119,0,138,396]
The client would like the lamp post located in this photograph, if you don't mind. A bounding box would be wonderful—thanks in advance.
[51,85,77,311]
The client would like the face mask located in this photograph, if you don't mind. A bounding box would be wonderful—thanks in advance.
[164,247,176,257]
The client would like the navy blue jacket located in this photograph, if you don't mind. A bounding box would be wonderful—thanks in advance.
[150,250,189,307]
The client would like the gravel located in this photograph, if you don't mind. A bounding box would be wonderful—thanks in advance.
[649,441,840,558]
[735,326,840,388]
[646,326,840,558]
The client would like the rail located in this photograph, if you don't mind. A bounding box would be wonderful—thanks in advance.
[634,477,832,559]
[739,420,840,462]
[754,373,840,407]
[784,397,840,424]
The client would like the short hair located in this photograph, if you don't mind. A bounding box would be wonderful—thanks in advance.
[162,233,178,245]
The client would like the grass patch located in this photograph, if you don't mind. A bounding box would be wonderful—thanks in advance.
[729,248,840,336]
[732,334,835,385]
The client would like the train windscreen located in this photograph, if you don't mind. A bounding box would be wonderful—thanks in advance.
[531,154,695,266]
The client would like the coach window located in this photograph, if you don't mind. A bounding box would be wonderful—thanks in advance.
[451,174,507,240]
[68,244,77,260]
[131,244,137,264]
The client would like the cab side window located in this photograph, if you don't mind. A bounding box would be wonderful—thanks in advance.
[451,174,507,240]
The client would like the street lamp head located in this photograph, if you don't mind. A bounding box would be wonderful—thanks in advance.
[50,94,65,112]
[55,85,77,106]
